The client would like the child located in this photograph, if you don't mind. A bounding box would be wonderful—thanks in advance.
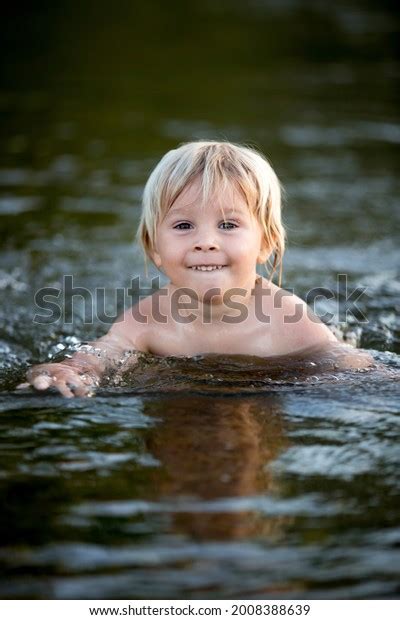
[21,140,364,398]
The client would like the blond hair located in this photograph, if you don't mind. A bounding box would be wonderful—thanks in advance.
[137,140,285,281]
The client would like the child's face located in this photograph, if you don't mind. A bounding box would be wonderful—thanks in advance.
[152,179,268,301]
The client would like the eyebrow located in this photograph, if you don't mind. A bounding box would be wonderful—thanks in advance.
[166,207,248,218]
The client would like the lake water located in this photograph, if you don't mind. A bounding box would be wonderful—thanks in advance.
[0,0,399,599]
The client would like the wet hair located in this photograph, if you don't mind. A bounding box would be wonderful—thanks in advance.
[137,140,285,281]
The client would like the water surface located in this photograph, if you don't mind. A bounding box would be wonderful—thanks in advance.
[0,0,399,599]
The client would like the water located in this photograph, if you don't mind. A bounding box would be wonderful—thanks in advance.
[1,0,400,600]
[1,362,400,598]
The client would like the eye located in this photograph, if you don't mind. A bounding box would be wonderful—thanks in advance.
[219,221,238,230]
[173,222,193,230]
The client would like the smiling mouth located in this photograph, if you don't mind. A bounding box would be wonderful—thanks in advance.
[189,265,226,272]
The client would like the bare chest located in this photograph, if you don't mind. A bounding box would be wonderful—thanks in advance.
[145,317,272,357]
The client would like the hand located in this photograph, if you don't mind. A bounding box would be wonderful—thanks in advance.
[17,363,99,398]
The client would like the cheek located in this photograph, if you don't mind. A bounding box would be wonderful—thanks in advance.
[156,232,179,260]
[233,234,262,259]
[159,245,186,268]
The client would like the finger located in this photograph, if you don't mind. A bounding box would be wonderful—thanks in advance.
[16,382,31,389]
[27,367,51,382]
[65,378,88,398]
[71,383,92,397]
[32,375,52,390]
[53,380,75,398]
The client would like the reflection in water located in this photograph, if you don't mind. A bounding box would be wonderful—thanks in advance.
[0,378,399,598]
[144,395,288,541]
[0,0,399,599]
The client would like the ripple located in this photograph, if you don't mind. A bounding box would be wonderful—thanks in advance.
[0,196,41,214]
[281,122,400,147]
[71,493,340,519]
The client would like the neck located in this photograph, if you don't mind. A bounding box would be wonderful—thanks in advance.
[169,275,262,325]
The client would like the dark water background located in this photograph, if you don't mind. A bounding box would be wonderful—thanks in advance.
[0,0,399,599]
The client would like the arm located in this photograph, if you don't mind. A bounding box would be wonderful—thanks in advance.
[21,305,147,398]
[275,291,373,368]
[270,287,337,354]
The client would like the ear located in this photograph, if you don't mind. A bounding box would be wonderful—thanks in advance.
[151,249,162,269]
[257,239,271,264]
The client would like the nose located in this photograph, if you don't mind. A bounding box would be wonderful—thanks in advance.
[193,224,220,251]
[193,240,219,251]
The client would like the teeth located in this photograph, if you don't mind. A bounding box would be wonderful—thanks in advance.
[190,265,224,271]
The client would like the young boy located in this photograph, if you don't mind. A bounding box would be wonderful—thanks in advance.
[22,141,348,397]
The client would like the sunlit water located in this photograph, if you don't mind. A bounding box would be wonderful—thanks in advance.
[1,0,399,600]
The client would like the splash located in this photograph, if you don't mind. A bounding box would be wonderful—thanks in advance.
[100,343,390,394]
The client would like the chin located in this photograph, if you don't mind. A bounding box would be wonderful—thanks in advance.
[199,288,224,305]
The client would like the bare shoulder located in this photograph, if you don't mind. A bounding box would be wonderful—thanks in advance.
[267,281,337,352]
[106,291,162,352]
